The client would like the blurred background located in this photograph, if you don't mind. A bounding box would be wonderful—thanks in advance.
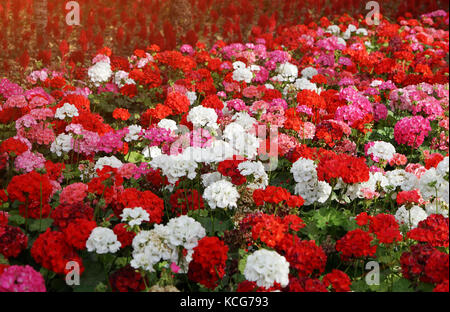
[0,0,448,79]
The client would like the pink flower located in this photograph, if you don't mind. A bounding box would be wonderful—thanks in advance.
[394,116,431,148]
[14,151,46,173]
[170,262,181,274]
[0,265,46,292]
[118,163,138,179]
[60,183,88,205]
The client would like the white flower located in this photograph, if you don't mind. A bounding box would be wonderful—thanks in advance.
[223,123,246,140]
[223,123,260,159]
[121,207,150,226]
[150,152,198,184]
[436,156,449,177]
[86,227,121,254]
[356,28,368,36]
[124,125,142,142]
[232,61,246,70]
[203,179,239,209]
[142,146,162,159]
[130,228,173,272]
[231,111,257,131]
[187,106,218,129]
[419,168,447,200]
[201,172,224,188]
[157,119,178,132]
[425,200,449,218]
[400,172,420,191]
[244,249,290,289]
[301,67,318,79]
[232,65,253,83]
[276,62,298,82]
[55,103,79,120]
[164,215,206,250]
[88,61,112,86]
[370,80,383,87]
[94,156,123,171]
[291,158,317,183]
[50,133,73,156]
[336,37,347,47]
[238,161,268,189]
[186,91,197,105]
[417,164,448,204]
[113,70,135,88]
[395,205,428,229]
[386,169,409,188]
[367,141,396,162]
[293,78,320,93]
[326,25,341,35]
[294,180,331,206]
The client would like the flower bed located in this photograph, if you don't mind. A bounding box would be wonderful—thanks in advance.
[0,10,449,292]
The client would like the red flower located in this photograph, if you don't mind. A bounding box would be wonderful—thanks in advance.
[323,269,352,292]
[6,171,53,219]
[188,237,228,289]
[0,138,28,157]
[425,250,449,284]
[400,243,435,283]
[112,108,131,121]
[164,91,190,115]
[237,280,282,292]
[283,215,305,232]
[51,203,94,230]
[62,219,97,250]
[218,159,247,185]
[407,214,449,248]
[396,190,423,206]
[336,229,376,260]
[287,277,328,292]
[120,84,137,98]
[250,214,287,248]
[169,189,204,216]
[109,265,147,292]
[317,153,370,184]
[113,223,136,248]
[114,188,164,224]
[201,94,224,111]
[356,212,370,226]
[31,229,84,275]
[284,240,327,277]
[0,226,28,259]
[0,210,8,226]
[368,214,402,244]
[434,280,449,292]
[425,153,444,169]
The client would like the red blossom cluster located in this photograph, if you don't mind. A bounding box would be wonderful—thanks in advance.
[6,171,54,219]
[407,214,449,248]
[188,237,229,289]
[169,189,205,216]
[31,229,84,276]
[317,153,370,184]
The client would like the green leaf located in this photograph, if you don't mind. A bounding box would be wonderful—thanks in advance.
[415,282,435,292]
[72,255,106,292]
[126,151,144,163]
[238,253,249,275]
[28,218,54,233]
[0,254,9,265]
[7,211,25,226]
[391,278,413,292]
